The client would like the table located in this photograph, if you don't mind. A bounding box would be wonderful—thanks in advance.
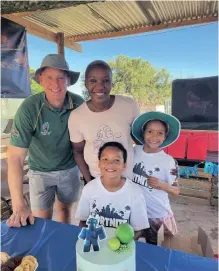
[1,218,217,271]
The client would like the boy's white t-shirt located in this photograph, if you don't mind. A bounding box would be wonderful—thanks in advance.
[132,145,178,219]
[75,177,149,231]
[68,95,140,179]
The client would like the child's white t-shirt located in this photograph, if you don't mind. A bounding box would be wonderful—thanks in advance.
[75,177,149,231]
[132,145,177,219]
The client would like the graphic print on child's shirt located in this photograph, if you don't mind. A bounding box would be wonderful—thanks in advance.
[132,162,161,191]
[90,199,130,228]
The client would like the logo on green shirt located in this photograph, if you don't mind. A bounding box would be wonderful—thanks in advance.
[12,129,20,138]
[41,122,52,135]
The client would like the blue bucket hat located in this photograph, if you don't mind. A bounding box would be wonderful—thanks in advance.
[132,111,181,148]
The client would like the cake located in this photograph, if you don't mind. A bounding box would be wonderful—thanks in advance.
[76,221,136,271]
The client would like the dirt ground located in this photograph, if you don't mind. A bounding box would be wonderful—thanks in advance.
[170,195,218,254]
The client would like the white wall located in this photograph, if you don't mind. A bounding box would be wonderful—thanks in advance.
[1,99,24,134]
[155,105,165,112]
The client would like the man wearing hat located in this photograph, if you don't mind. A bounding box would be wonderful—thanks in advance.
[7,54,84,227]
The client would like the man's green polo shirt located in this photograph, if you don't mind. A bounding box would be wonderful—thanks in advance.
[10,91,84,172]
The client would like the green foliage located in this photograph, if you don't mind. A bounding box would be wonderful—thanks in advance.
[109,55,172,108]
[82,88,90,101]
[29,68,44,95]
[82,55,172,107]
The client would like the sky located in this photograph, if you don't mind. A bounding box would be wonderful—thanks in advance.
[27,22,218,96]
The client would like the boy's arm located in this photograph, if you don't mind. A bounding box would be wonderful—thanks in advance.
[130,187,150,232]
[75,186,90,224]
[134,230,143,240]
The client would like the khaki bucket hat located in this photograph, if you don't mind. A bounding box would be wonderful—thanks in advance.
[33,54,80,86]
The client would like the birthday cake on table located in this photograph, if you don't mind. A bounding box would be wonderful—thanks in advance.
[76,217,136,271]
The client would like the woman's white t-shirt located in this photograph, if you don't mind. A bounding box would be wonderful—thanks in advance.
[68,95,140,179]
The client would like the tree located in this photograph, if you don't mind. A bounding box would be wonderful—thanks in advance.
[82,55,172,109]
[29,68,43,95]
[109,55,172,110]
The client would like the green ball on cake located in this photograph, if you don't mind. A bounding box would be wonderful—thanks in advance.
[108,237,121,251]
[115,223,134,244]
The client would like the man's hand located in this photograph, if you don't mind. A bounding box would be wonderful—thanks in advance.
[7,206,34,228]
[147,176,166,191]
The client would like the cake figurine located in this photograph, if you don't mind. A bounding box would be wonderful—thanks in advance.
[76,222,136,271]
[78,216,106,252]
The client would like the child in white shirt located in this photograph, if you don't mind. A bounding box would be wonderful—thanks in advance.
[75,141,149,239]
[131,111,181,245]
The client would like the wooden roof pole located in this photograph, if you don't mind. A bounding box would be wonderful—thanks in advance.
[56,32,64,56]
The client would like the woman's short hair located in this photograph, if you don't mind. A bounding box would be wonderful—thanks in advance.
[85,60,112,79]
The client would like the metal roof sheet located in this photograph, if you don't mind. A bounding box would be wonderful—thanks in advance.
[2,1,218,48]
[22,1,218,41]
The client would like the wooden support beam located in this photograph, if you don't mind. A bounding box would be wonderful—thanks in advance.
[67,16,218,42]
[1,14,82,53]
[56,32,65,56]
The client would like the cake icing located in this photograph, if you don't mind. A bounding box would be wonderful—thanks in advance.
[76,227,136,271]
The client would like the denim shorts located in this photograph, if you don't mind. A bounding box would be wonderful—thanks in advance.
[27,166,80,211]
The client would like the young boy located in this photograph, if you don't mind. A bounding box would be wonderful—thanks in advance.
[131,111,180,245]
[75,142,149,239]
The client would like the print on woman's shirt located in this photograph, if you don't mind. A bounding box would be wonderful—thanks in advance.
[93,124,122,154]
[132,162,160,191]
[90,199,130,228]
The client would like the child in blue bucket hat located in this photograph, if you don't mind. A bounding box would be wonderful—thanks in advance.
[131,111,181,245]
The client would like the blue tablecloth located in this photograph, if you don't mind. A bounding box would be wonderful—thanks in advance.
[1,218,217,271]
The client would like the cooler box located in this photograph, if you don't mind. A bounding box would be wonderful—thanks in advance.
[208,133,218,152]
[187,136,208,160]
[167,134,187,159]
